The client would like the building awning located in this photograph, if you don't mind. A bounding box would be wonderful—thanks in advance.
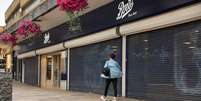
[36,43,65,55]
[17,51,36,59]
[64,28,119,48]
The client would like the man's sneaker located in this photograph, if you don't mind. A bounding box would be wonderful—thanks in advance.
[100,96,106,101]
[112,97,117,101]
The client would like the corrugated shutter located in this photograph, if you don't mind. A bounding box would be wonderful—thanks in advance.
[23,56,38,86]
[126,20,201,101]
[70,38,122,95]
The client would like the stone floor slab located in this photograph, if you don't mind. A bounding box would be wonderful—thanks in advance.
[13,83,141,101]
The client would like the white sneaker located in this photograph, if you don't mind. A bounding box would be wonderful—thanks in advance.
[112,97,117,101]
[100,96,106,101]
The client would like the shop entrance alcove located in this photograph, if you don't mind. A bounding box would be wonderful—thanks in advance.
[40,52,67,90]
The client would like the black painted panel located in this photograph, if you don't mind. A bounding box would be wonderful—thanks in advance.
[127,20,201,101]
[24,56,38,86]
[17,0,199,54]
[70,38,122,95]
[17,60,22,82]
[13,56,17,80]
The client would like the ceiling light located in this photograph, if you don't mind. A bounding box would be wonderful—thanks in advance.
[47,56,52,58]
[19,8,22,13]
[195,30,200,33]
[183,42,191,45]
[189,47,195,49]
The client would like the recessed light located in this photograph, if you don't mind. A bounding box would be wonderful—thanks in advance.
[144,40,148,42]
[189,47,195,49]
[195,30,200,33]
[19,8,22,13]
[47,56,52,58]
[112,46,118,48]
[183,42,191,45]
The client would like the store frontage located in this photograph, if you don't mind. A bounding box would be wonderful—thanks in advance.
[126,20,201,101]
[69,38,122,95]
[40,51,67,90]
[23,56,39,86]
[15,0,201,100]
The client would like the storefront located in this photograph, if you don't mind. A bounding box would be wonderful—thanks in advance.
[15,0,201,100]
[23,56,38,86]
[17,48,67,89]
[125,20,201,101]
[40,51,67,90]
[69,38,122,95]
[17,51,39,86]
[0,44,13,73]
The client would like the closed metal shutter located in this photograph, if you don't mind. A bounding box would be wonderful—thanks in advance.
[13,56,17,80]
[127,20,201,101]
[70,38,122,95]
[24,56,38,86]
[17,59,22,82]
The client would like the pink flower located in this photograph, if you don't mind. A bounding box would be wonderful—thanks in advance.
[0,32,17,45]
[16,27,27,38]
[16,19,41,39]
[57,0,88,12]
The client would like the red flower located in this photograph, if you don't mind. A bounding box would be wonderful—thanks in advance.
[57,0,88,12]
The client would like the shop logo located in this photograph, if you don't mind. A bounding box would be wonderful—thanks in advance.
[44,32,51,44]
[116,0,137,20]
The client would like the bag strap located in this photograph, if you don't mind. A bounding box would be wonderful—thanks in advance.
[106,61,109,68]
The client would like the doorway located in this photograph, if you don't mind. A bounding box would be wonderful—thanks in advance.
[52,55,60,88]
[40,52,67,90]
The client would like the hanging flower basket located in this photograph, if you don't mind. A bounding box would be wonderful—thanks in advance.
[56,0,88,31]
[66,11,82,31]
[16,19,41,41]
[0,32,17,46]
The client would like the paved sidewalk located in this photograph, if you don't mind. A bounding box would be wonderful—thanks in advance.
[13,83,140,101]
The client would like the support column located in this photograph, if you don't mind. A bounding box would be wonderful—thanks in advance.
[22,60,25,83]
[67,48,70,90]
[122,35,127,97]
[38,55,41,87]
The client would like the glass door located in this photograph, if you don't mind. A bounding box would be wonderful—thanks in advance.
[41,52,67,90]
[46,57,52,81]
[60,52,67,90]
[53,55,60,88]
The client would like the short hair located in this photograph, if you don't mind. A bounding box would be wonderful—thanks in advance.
[109,53,116,59]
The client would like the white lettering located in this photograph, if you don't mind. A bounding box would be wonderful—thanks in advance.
[44,32,51,44]
[116,0,134,20]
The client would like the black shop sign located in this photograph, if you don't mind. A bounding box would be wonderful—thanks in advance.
[17,0,198,53]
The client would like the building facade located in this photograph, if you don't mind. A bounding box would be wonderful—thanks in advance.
[5,0,201,101]
[4,0,49,77]
[0,26,4,33]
